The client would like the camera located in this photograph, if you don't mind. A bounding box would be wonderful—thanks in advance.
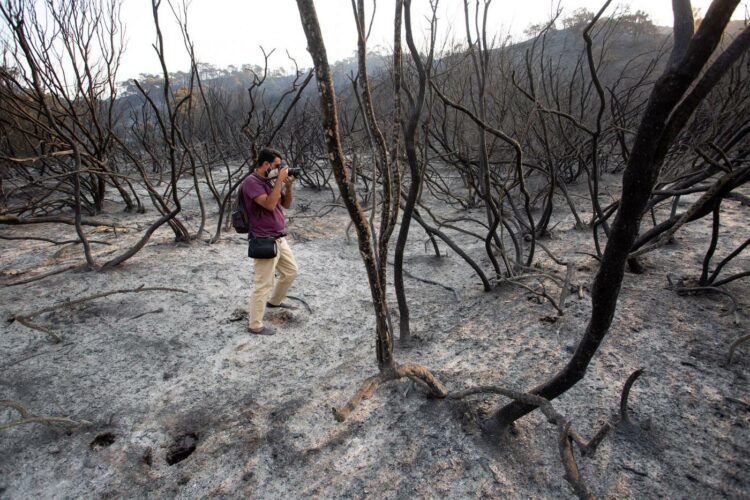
[279,161,302,177]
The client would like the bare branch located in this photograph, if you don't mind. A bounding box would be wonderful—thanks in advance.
[0,400,91,431]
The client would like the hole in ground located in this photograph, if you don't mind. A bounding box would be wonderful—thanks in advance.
[166,432,198,465]
[90,432,116,450]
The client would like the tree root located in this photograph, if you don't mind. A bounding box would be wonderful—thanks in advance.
[332,363,448,422]
[453,370,646,498]
[0,400,91,431]
[332,374,643,499]
[559,424,595,500]
[11,285,188,343]
[448,385,601,499]
[726,334,750,366]
[619,368,645,426]
[333,368,647,499]
[332,374,384,422]
[286,295,313,314]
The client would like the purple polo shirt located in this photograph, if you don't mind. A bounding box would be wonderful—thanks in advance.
[242,173,287,237]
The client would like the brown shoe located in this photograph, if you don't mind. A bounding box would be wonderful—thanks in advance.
[249,325,276,336]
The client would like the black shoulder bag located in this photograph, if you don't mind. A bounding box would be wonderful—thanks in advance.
[248,234,277,259]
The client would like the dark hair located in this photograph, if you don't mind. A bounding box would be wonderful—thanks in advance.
[256,147,281,167]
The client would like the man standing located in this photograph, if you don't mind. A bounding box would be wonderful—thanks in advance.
[243,148,298,335]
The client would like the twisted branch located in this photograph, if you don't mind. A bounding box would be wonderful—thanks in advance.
[332,362,448,422]
[449,385,602,499]
[0,400,91,431]
[619,368,644,426]
[726,334,750,366]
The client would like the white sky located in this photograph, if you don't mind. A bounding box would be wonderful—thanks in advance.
[118,0,748,81]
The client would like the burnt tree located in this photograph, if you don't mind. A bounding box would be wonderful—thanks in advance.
[490,0,750,430]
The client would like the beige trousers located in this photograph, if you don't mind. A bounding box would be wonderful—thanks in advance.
[249,237,298,330]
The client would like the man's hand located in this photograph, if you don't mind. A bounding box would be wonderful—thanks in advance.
[281,171,294,209]
[254,163,289,211]
[277,166,289,183]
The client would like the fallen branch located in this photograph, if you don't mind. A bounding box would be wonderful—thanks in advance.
[504,268,566,287]
[126,307,165,321]
[621,465,649,477]
[727,192,750,206]
[0,343,74,370]
[289,203,345,219]
[559,263,575,308]
[535,240,569,267]
[669,283,740,316]
[501,279,564,316]
[456,367,648,497]
[574,251,602,263]
[13,316,62,343]
[1,264,86,288]
[0,235,111,246]
[724,396,750,410]
[11,285,189,342]
[0,215,118,228]
[0,400,91,431]
[387,260,459,300]
[0,149,74,163]
[630,165,749,259]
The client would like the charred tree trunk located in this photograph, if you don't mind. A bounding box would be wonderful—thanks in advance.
[491,0,746,430]
[296,0,394,370]
[393,0,436,344]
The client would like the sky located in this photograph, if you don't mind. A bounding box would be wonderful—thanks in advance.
[117,0,749,81]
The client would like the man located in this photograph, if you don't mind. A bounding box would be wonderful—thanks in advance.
[242,148,298,335]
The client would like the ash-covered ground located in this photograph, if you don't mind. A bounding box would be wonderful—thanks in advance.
[1,174,748,498]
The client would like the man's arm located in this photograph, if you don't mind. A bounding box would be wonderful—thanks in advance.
[281,176,294,209]
[253,169,289,211]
